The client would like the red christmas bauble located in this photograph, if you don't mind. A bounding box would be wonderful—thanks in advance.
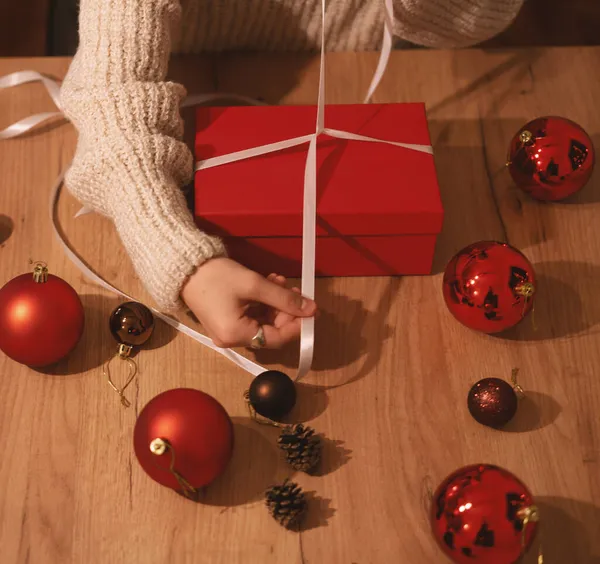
[0,264,84,367]
[443,241,536,334]
[432,464,538,563]
[507,116,595,201]
[134,388,234,493]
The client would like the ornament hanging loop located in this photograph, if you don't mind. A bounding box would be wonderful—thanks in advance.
[104,347,137,408]
[517,505,542,563]
[516,282,535,299]
[243,390,289,430]
[511,368,525,398]
[516,282,536,330]
[517,505,540,546]
[149,437,197,500]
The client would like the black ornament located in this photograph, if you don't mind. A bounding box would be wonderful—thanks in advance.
[467,377,518,428]
[248,370,296,421]
[277,424,321,473]
[109,301,154,347]
[265,480,307,529]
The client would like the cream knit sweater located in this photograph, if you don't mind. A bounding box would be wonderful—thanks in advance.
[61,0,524,311]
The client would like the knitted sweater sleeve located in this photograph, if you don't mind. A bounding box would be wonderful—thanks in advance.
[60,0,226,312]
[393,0,525,48]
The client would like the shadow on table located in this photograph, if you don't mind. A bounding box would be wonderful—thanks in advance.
[498,260,600,342]
[253,277,398,385]
[427,50,598,271]
[502,391,562,432]
[33,293,177,376]
[430,118,600,273]
[521,497,600,564]
[300,490,336,531]
[429,50,542,116]
[0,214,13,246]
[311,435,353,478]
[33,292,121,377]
[429,116,529,275]
[198,417,284,507]
[196,416,350,510]
[286,382,330,422]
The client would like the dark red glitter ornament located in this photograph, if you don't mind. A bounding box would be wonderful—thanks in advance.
[468,378,519,428]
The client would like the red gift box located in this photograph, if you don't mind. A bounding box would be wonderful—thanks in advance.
[194,103,443,278]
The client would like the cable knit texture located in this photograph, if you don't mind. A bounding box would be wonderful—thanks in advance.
[61,0,524,311]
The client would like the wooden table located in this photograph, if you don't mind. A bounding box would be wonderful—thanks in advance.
[1,47,599,564]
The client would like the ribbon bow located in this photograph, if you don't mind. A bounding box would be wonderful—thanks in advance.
[1,0,432,381]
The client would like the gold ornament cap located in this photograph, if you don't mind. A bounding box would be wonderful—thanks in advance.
[519,130,534,146]
[32,262,48,283]
[150,438,167,456]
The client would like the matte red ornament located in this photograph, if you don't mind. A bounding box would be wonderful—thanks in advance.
[0,263,84,367]
[134,388,234,494]
[507,116,595,201]
[443,241,536,334]
[432,464,539,563]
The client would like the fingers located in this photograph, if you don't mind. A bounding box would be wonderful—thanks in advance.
[262,318,302,348]
[267,274,296,327]
[184,260,310,351]
[248,273,316,317]
[212,275,304,349]
[211,316,301,350]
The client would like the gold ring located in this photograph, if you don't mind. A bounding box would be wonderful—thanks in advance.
[250,326,266,349]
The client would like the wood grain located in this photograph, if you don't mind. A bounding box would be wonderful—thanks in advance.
[1,48,599,563]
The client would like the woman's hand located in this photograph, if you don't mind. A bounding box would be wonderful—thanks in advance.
[181,258,317,349]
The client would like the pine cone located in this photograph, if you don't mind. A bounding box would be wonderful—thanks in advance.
[265,480,307,529]
[277,424,321,473]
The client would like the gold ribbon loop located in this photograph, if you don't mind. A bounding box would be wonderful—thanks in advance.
[517,505,542,563]
[516,282,536,330]
[104,349,137,408]
[150,438,197,500]
[511,368,525,397]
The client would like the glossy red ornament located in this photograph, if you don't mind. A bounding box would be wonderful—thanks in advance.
[443,241,536,334]
[134,388,234,493]
[507,116,595,201]
[432,464,538,563]
[0,264,84,367]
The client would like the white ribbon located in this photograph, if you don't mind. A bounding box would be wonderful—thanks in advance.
[1,0,432,382]
[0,71,65,139]
[48,171,266,376]
[194,0,432,380]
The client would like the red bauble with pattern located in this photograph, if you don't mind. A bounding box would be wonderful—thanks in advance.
[134,388,234,493]
[431,464,538,563]
[0,265,84,367]
[443,241,536,334]
[507,116,595,201]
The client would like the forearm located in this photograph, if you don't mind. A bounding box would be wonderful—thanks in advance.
[61,0,225,311]
[393,0,525,48]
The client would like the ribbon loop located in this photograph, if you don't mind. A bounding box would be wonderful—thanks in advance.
[0,70,62,108]
[0,111,65,140]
